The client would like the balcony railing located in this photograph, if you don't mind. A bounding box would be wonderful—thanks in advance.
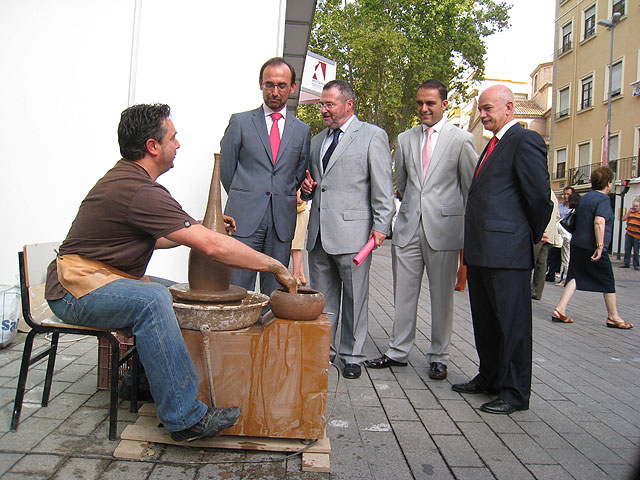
[566,156,639,186]
[558,41,572,56]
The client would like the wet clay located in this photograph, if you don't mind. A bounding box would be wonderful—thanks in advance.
[169,153,247,303]
[181,315,330,440]
[269,288,325,321]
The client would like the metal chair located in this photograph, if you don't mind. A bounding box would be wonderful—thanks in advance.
[11,242,139,440]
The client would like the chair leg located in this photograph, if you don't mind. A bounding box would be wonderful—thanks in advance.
[108,334,120,441]
[130,347,139,413]
[11,330,38,432]
[41,331,59,407]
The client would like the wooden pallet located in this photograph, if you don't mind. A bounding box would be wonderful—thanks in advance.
[114,404,330,473]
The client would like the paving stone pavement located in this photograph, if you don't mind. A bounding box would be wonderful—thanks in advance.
[0,243,639,479]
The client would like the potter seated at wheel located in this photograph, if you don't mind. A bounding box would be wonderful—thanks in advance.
[44,104,297,442]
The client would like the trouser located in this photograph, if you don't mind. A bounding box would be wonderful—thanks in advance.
[48,277,207,432]
[387,222,457,364]
[467,266,532,410]
[231,201,291,296]
[623,233,640,267]
[531,242,551,299]
[308,239,370,365]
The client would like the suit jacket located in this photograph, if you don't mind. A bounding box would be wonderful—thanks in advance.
[464,123,552,269]
[393,121,477,250]
[220,106,311,241]
[304,116,395,255]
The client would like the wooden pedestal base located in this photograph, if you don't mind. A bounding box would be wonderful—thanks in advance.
[115,404,331,472]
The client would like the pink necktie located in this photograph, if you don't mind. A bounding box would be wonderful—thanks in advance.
[475,136,498,178]
[422,127,434,181]
[269,112,282,164]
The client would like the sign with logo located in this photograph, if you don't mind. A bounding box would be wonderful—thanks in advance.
[300,51,337,103]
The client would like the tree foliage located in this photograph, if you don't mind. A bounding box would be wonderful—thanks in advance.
[297,0,511,141]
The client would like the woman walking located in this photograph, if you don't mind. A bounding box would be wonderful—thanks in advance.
[551,167,633,329]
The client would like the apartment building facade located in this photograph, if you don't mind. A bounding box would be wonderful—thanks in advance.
[551,0,640,192]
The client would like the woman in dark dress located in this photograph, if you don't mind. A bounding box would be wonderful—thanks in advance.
[551,167,633,329]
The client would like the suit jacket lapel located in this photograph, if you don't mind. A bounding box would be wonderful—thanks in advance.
[324,116,361,175]
[251,107,274,164]
[274,114,296,169]
[410,126,423,184]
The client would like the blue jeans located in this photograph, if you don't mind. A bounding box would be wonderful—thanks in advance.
[48,277,207,432]
[624,233,640,267]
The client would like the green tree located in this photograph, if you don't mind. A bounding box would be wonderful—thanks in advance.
[297,0,510,141]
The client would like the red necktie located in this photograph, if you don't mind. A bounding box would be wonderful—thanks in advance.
[269,112,282,164]
[475,136,498,178]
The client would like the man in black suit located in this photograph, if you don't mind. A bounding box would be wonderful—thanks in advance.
[452,85,552,414]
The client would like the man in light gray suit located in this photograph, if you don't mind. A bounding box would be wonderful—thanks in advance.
[365,80,477,380]
[301,80,394,379]
[221,57,311,296]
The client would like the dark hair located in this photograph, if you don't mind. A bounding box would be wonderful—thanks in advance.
[563,186,575,194]
[259,57,296,85]
[118,104,171,161]
[418,79,448,101]
[323,79,356,103]
[590,166,614,190]
[568,192,581,208]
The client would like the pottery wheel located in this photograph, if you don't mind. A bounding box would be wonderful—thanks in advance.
[169,283,247,303]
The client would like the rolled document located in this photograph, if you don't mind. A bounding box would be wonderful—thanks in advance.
[353,237,376,266]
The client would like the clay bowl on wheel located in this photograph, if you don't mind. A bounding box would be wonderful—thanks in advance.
[269,287,325,321]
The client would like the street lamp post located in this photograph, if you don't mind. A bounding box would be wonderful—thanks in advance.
[597,11,621,256]
[597,12,622,168]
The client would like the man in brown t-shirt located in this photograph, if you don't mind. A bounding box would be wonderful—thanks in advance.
[45,104,296,442]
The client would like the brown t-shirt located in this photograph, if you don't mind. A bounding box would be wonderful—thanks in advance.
[45,159,196,300]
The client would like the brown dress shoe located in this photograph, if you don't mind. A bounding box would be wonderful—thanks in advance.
[429,362,447,380]
[364,355,407,369]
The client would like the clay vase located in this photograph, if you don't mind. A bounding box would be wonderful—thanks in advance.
[170,153,246,303]
[187,153,231,292]
[269,288,325,321]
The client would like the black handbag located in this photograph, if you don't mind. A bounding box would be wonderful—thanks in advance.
[560,208,576,233]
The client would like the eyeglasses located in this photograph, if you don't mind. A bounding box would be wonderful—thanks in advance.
[317,102,337,110]
[262,82,290,91]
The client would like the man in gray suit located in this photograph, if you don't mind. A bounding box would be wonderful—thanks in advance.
[365,80,477,380]
[221,57,311,295]
[301,80,394,379]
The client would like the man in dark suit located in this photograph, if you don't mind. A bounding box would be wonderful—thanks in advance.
[221,57,311,295]
[452,85,552,414]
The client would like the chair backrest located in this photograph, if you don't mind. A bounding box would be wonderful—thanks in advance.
[19,242,60,328]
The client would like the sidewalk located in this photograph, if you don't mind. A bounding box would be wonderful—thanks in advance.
[1,243,639,479]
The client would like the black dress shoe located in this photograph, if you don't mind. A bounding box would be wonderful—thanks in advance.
[451,376,498,395]
[342,363,361,379]
[364,355,407,369]
[429,362,447,380]
[479,398,519,415]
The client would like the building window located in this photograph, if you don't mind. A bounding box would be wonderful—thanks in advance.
[611,60,622,97]
[578,141,591,166]
[580,74,593,109]
[534,74,538,92]
[609,133,619,161]
[556,148,567,178]
[613,0,625,15]
[557,86,570,118]
[560,22,572,55]
[584,5,596,39]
